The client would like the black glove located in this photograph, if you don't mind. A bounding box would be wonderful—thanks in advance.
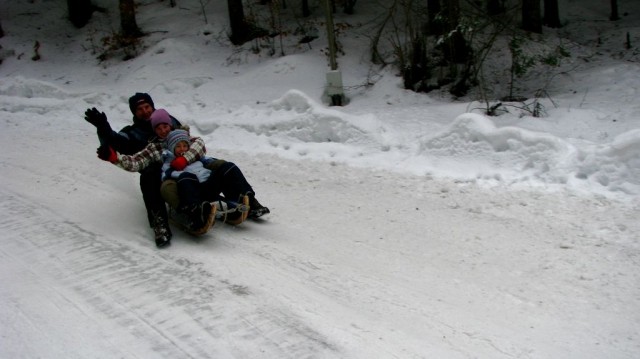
[84,107,107,127]
[96,145,114,162]
[84,108,112,138]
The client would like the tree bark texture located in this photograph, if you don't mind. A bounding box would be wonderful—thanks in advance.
[543,0,561,28]
[119,0,142,37]
[227,0,247,44]
[427,0,442,36]
[68,0,93,28]
[610,0,620,21]
[302,0,310,17]
[522,0,542,33]
[486,0,505,16]
[441,0,469,63]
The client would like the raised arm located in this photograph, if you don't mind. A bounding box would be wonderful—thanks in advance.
[114,143,164,173]
[184,137,206,163]
[84,107,148,155]
[169,136,206,170]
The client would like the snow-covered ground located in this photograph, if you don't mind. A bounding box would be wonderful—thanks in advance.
[0,0,638,358]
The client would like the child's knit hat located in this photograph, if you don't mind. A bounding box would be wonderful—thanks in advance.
[166,129,190,154]
[150,109,172,129]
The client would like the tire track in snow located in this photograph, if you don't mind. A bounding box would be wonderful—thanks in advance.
[0,190,340,358]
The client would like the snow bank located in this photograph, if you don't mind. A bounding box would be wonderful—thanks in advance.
[575,129,640,194]
[261,93,640,198]
[421,113,640,196]
[1,76,637,199]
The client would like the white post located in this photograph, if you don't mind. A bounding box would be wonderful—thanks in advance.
[326,70,345,106]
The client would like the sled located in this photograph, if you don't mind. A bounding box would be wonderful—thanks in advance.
[168,203,217,235]
[213,195,250,226]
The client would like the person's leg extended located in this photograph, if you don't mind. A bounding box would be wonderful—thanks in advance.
[140,163,172,247]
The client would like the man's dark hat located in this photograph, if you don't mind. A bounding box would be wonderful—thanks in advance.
[128,93,155,114]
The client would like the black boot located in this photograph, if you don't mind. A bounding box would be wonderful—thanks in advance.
[151,212,172,248]
[248,193,270,219]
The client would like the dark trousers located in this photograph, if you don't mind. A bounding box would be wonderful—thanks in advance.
[176,172,205,209]
[203,162,253,203]
[175,162,254,208]
[140,162,168,227]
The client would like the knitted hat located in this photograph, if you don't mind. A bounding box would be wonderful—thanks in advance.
[150,109,172,129]
[166,129,190,154]
[128,92,155,114]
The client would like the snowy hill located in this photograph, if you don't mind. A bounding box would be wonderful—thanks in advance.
[0,0,638,357]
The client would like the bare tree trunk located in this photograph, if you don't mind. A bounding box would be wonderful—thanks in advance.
[486,0,505,16]
[119,0,142,37]
[522,0,542,33]
[343,0,356,14]
[426,0,442,36]
[302,0,310,17]
[543,0,561,28]
[610,0,620,21]
[227,0,268,45]
[68,0,93,28]
[626,31,631,49]
[442,0,469,63]
[227,0,247,44]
